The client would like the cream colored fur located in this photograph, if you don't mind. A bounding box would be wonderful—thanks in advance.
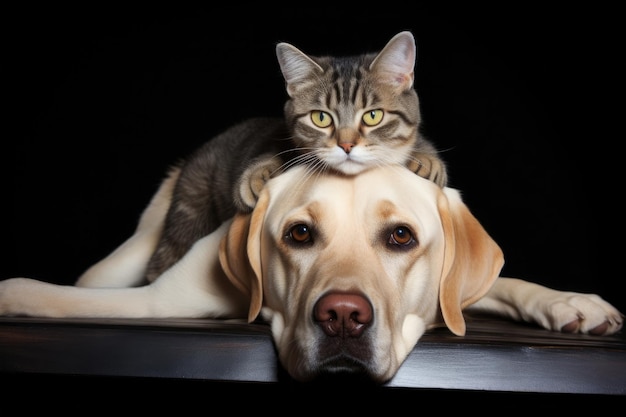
[0,165,622,383]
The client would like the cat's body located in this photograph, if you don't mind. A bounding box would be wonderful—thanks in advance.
[143,31,447,282]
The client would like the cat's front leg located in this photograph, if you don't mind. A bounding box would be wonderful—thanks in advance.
[406,151,448,188]
[234,154,284,212]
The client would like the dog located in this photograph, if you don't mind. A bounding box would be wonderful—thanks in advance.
[0,164,622,383]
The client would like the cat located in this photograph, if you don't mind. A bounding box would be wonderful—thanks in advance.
[142,31,448,283]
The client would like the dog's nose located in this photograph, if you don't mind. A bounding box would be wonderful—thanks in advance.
[314,292,372,337]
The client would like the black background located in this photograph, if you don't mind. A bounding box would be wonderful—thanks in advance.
[5,4,622,315]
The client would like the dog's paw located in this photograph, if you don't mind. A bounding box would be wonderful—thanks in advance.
[234,155,283,212]
[406,152,448,188]
[539,292,623,336]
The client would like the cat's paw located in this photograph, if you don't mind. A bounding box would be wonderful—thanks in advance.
[234,155,283,212]
[407,152,448,188]
[534,292,623,336]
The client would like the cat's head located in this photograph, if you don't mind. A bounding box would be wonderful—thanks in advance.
[276,31,421,175]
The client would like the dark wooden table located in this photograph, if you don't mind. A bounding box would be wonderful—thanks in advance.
[1,314,625,400]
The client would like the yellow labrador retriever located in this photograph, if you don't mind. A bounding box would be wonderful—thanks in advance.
[0,164,622,383]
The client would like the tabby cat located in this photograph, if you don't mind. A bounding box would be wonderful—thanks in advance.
[143,31,447,282]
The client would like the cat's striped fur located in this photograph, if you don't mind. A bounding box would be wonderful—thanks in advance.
[143,31,447,282]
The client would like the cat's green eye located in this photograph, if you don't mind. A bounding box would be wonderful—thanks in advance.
[311,111,333,128]
[362,109,384,126]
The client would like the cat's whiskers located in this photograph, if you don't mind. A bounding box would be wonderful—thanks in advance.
[282,148,333,196]
[260,145,330,196]
[302,169,333,200]
[273,146,324,172]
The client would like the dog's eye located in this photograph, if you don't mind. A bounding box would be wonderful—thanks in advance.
[388,226,416,247]
[286,223,312,244]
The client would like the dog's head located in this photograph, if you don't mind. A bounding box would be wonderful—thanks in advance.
[219,165,504,383]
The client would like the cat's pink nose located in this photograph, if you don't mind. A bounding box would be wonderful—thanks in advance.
[339,143,354,153]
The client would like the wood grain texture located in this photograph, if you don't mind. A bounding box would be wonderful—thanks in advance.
[1,315,624,394]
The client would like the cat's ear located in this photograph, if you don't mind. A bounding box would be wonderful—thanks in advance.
[370,31,416,92]
[276,42,324,97]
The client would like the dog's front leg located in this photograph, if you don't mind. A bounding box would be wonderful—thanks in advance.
[0,277,157,317]
[0,220,249,319]
[466,277,623,336]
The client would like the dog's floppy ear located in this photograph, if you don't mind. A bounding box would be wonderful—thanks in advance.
[437,188,505,336]
[219,192,270,322]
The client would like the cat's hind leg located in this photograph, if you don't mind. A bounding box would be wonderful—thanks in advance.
[75,168,180,288]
